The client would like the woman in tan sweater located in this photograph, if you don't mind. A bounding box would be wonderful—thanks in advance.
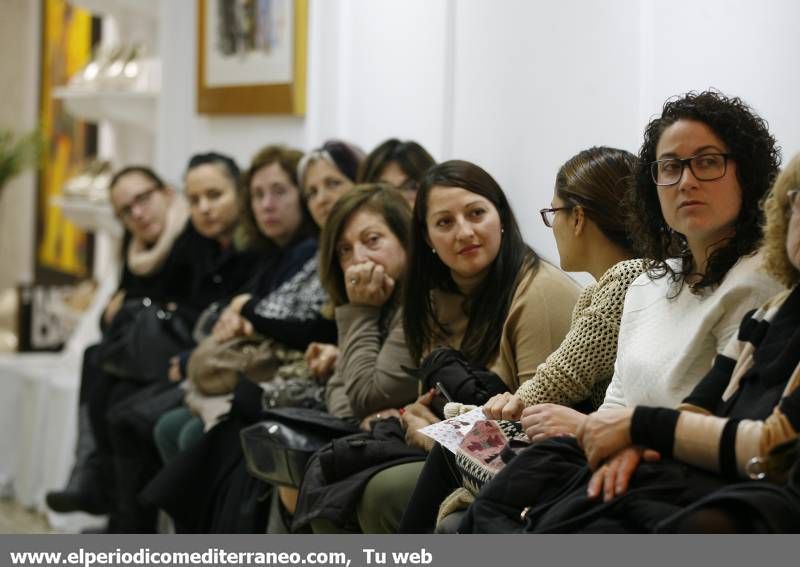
[351,159,580,533]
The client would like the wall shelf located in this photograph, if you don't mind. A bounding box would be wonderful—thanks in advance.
[50,196,122,238]
[69,0,158,20]
[53,87,158,131]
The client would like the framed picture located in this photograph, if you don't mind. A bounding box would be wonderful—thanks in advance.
[197,0,307,115]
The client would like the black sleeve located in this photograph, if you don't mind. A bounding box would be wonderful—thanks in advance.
[630,406,681,458]
[680,354,738,411]
[240,298,337,350]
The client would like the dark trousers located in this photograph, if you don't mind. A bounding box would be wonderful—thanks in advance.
[398,443,462,533]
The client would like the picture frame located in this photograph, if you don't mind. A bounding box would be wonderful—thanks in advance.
[197,0,307,115]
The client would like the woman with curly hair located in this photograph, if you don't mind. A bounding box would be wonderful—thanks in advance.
[459,91,787,533]
[637,153,800,533]
[509,91,785,445]
[575,153,800,533]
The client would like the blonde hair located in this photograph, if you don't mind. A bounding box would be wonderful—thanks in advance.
[762,153,800,287]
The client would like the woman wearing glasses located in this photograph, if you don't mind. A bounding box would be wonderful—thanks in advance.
[482,147,645,423]
[580,154,800,533]
[460,90,786,533]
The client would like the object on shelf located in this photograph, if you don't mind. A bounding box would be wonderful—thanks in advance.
[53,87,158,131]
[69,43,155,92]
[51,195,122,237]
[63,160,113,202]
[16,281,97,352]
[69,0,159,21]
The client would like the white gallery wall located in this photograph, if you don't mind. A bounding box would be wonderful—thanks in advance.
[2,0,799,285]
[155,0,800,272]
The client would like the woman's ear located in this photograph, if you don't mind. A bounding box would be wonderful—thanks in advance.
[573,206,586,237]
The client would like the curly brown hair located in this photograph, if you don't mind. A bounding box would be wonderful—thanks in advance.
[762,153,800,287]
[627,90,781,293]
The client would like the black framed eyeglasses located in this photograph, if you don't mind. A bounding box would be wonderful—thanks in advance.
[539,206,573,227]
[650,153,732,186]
[115,186,160,220]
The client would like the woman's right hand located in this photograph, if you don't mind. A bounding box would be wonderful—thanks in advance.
[305,342,339,380]
[345,261,395,307]
[167,356,183,382]
[103,290,126,326]
[211,306,253,342]
[483,392,526,420]
[401,390,439,451]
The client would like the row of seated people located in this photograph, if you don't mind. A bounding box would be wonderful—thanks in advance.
[46,89,800,533]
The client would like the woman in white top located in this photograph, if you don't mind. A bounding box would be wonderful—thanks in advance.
[517,91,784,444]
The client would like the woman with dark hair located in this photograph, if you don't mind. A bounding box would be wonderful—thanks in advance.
[48,155,259,531]
[299,160,580,533]
[271,184,420,529]
[318,184,418,423]
[358,139,436,205]
[142,144,341,533]
[399,147,646,533]
[297,139,364,229]
[460,91,786,534]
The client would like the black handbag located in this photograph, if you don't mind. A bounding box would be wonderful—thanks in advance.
[240,407,359,488]
[404,346,510,419]
[97,297,195,383]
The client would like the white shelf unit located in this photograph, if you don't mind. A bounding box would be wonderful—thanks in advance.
[54,87,158,132]
[1,1,163,532]
[68,0,158,21]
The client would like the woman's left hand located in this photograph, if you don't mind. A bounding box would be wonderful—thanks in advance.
[586,446,661,502]
[345,261,395,307]
[521,403,586,442]
[576,408,635,469]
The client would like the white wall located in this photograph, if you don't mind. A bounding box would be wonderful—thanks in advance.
[0,0,40,288]
[154,0,800,272]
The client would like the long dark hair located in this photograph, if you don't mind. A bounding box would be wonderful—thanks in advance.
[403,160,537,368]
[628,90,781,292]
[555,146,638,253]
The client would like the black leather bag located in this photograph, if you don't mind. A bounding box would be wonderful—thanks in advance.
[404,346,510,419]
[97,297,194,383]
[240,407,359,488]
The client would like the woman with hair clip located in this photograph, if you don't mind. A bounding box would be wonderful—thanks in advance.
[358,138,436,206]
[297,159,581,533]
[460,90,786,534]
[399,146,646,533]
[296,139,365,229]
[141,142,361,533]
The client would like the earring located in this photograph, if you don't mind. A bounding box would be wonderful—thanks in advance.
[501,227,505,234]
[431,248,437,255]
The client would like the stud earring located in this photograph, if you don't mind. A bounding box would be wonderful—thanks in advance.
[431,248,437,254]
